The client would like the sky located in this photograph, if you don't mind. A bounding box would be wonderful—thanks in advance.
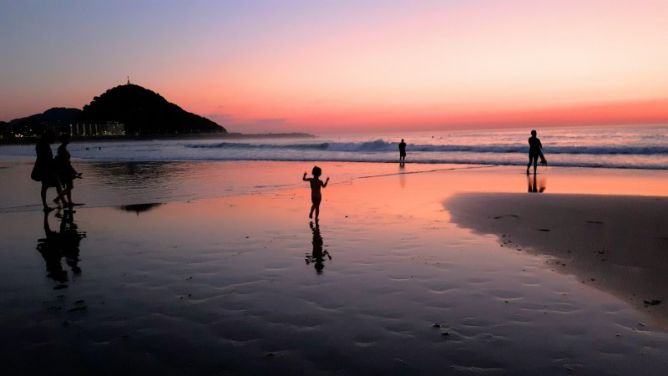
[1,0,668,132]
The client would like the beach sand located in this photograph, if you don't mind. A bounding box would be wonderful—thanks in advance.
[446,193,668,328]
[1,160,668,375]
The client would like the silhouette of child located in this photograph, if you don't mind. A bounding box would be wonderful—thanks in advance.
[53,134,82,206]
[302,166,329,221]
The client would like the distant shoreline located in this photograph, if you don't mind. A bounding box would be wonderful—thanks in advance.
[0,132,315,145]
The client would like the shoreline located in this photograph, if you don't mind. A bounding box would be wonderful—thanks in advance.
[0,131,315,145]
[1,154,667,174]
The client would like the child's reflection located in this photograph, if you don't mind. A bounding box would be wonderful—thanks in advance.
[305,222,331,274]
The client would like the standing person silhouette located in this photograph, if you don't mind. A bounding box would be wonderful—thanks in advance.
[526,130,546,175]
[398,139,407,164]
[31,130,64,211]
[302,166,329,221]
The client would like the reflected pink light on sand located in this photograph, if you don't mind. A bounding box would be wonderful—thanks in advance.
[129,162,668,227]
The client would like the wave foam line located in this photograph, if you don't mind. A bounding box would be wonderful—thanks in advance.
[185,140,668,155]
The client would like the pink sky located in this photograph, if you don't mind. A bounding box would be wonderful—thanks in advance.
[1,0,667,132]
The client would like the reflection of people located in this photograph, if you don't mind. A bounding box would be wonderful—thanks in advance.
[31,130,63,211]
[36,209,86,282]
[399,139,407,163]
[305,222,331,274]
[399,163,406,188]
[53,133,82,206]
[526,130,546,175]
[302,166,329,221]
[527,174,547,193]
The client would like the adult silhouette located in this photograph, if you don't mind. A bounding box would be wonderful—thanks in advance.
[31,130,64,211]
[398,139,407,164]
[526,130,546,175]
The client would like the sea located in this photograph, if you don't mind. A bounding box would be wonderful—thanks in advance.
[1,125,667,170]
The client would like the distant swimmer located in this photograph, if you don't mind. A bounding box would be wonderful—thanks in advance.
[526,130,547,175]
[302,166,329,221]
[399,139,407,164]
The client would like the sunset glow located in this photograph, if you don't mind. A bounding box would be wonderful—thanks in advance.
[2,0,667,132]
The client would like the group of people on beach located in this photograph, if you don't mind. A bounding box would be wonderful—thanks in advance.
[302,130,546,221]
[32,131,81,211]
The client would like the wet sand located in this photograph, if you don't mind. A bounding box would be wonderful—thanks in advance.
[1,161,668,375]
[446,193,668,327]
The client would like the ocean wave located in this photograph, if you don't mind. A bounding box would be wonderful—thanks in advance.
[185,140,668,155]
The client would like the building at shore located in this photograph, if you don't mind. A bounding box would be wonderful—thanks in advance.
[2,121,126,139]
[70,121,126,137]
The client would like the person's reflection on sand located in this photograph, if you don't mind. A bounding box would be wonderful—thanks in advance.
[305,222,331,274]
[36,209,86,282]
[399,164,406,188]
[527,174,547,193]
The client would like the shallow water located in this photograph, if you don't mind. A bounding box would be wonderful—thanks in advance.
[1,161,668,375]
[2,160,668,213]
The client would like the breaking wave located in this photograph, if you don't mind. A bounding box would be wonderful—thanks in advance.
[185,140,668,155]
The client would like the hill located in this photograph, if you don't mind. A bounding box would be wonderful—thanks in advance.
[1,108,82,138]
[80,84,225,135]
[7,107,82,126]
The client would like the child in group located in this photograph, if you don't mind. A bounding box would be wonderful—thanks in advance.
[302,166,329,221]
[53,134,82,207]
